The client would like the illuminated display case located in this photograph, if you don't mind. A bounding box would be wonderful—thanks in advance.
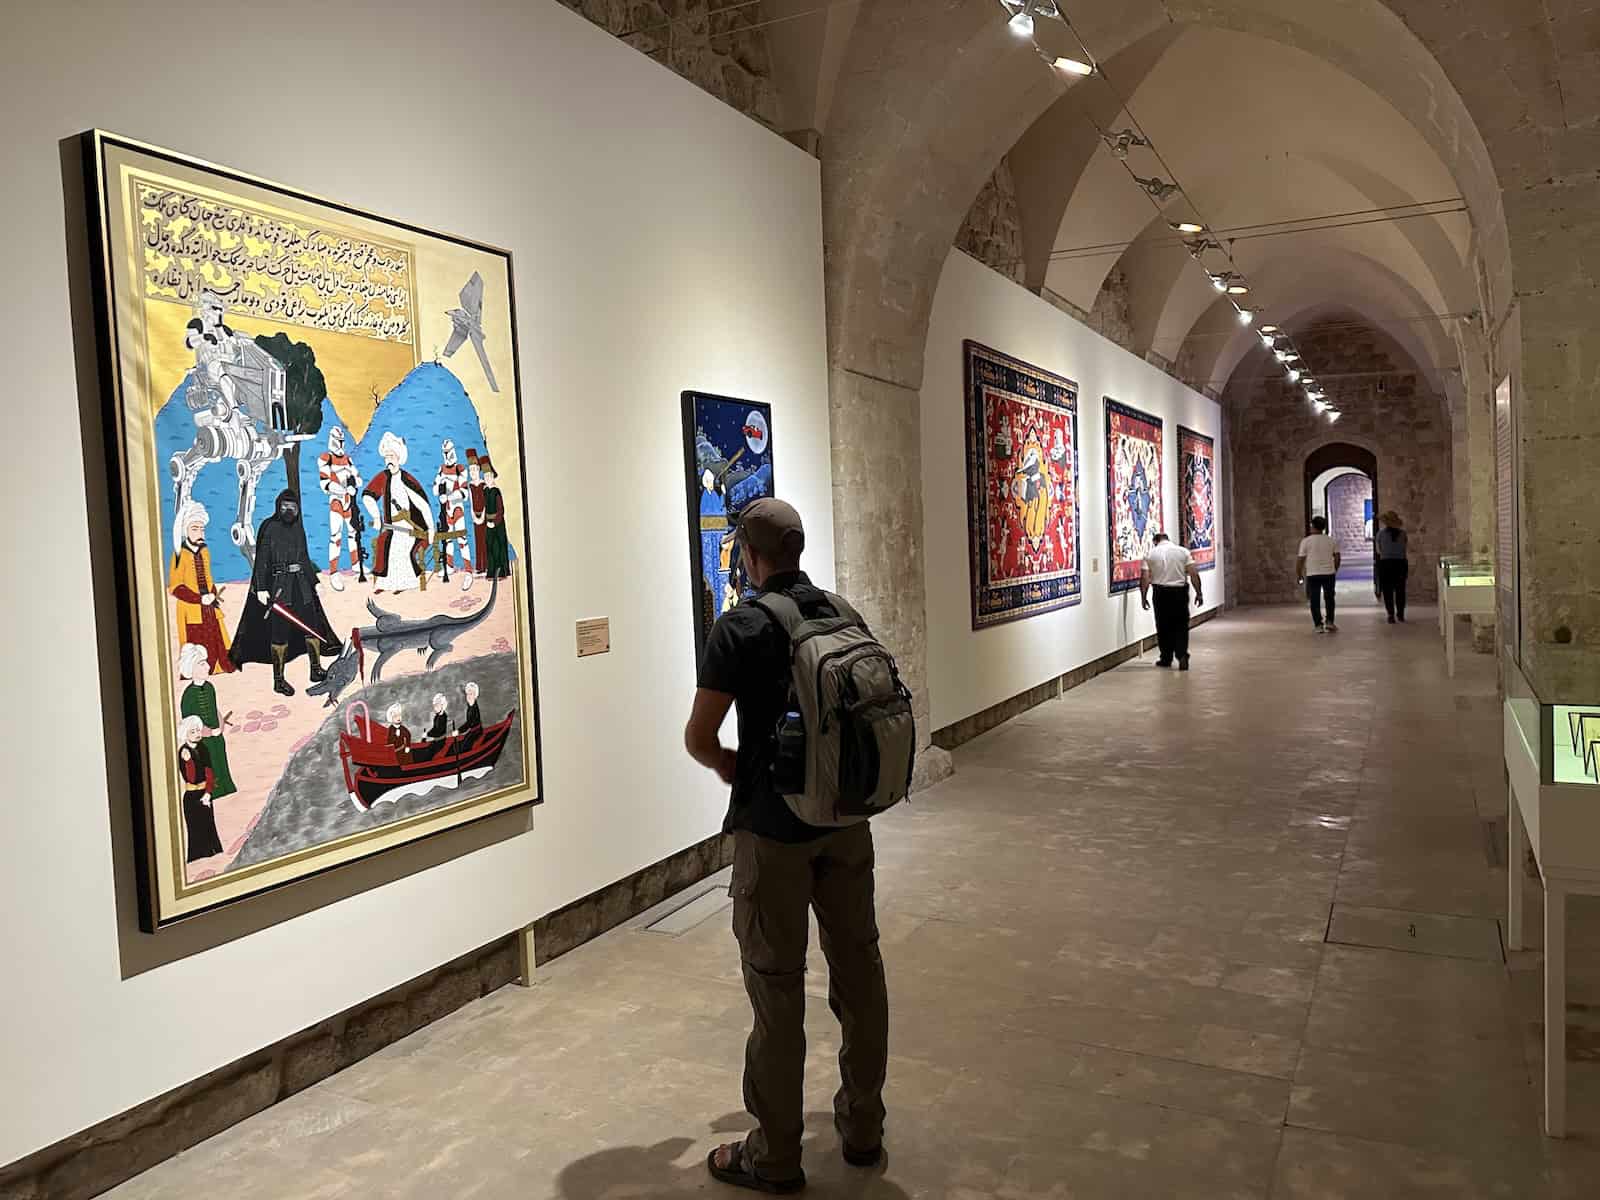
[1437,555,1496,677]
[1503,652,1600,1137]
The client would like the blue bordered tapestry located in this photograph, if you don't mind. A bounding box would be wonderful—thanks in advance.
[964,341,1082,629]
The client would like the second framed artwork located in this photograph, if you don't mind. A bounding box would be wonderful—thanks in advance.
[1178,425,1216,571]
[963,341,1082,630]
[682,391,775,656]
[1104,398,1164,594]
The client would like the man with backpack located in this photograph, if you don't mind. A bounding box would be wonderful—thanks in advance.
[685,498,914,1194]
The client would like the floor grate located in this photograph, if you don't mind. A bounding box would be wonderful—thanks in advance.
[643,885,733,935]
[1326,902,1504,963]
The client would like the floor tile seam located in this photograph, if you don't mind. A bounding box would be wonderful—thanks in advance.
[986,1024,1305,1087]
[1274,1115,1551,1170]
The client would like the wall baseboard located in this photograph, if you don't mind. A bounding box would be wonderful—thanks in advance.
[0,833,732,1198]
[932,609,1219,751]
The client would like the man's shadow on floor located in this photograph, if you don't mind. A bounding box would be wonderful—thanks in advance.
[555,1112,912,1198]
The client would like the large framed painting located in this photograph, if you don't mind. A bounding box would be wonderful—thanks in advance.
[1177,425,1216,572]
[963,341,1082,629]
[81,132,543,928]
[1105,398,1164,594]
[683,391,775,655]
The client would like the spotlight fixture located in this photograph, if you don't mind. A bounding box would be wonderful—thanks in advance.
[1326,410,1342,423]
[1009,10,1034,36]
[1052,55,1096,75]
[1236,307,1255,326]
[1170,220,1206,235]
[1260,324,1280,334]
[1134,175,1181,201]
[1227,283,1250,295]
[1105,129,1151,160]
[1275,351,1289,363]
[1289,369,1301,383]
[1210,274,1227,293]
[1260,333,1276,349]
[1281,352,1299,362]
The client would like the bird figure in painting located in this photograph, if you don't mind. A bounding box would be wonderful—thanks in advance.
[442,271,500,392]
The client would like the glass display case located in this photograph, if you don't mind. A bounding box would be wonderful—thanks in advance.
[1502,649,1600,1137]
[1437,555,1496,676]
[1444,557,1496,588]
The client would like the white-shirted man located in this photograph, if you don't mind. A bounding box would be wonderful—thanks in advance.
[1296,516,1342,633]
[1140,532,1205,670]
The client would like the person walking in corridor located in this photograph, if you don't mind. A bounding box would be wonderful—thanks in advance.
[685,498,890,1193]
[1297,516,1342,633]
[1374,510,1409,623]
[1140,532,1204,670]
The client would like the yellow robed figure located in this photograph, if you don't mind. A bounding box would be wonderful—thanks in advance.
[1010,429,1053,543]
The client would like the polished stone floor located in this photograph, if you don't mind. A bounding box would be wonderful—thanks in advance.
[106,603,1600,1198]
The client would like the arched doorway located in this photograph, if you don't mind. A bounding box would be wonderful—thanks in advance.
[1304,442,1379,606]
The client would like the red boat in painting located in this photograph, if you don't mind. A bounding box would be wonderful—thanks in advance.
[338,701,517,812]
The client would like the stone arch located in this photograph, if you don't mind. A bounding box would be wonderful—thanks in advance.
[1303,442,1380,541]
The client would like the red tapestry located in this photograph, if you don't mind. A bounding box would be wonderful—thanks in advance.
[964,342,1081,628]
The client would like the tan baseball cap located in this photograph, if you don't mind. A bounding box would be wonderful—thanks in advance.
[737,497,805,562]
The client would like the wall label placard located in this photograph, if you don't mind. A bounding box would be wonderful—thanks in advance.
[576,618,611,658]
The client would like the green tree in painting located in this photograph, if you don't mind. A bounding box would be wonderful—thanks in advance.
[256,332,326,499]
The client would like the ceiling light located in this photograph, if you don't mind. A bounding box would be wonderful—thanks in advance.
[1275,351,1289,363]
[1260,324,1280,334]
[1289,369,1301,383]
[1210,275,1227,293]
[1171,221,1205,235]
[1105,129,1150,159]
[1260,334,1275,348]
[1237,307,1255,325]
[1282,352,1299,362]
[1135,175,1181,201]
[1327,410,1342,423]
[1008,10,1035,37]
[1052,55,1095,76]
[1312,399,1327,412]
[1226,283,1250,295]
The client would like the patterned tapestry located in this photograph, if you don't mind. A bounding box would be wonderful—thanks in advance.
[963,341,1081,629]
[1105,398,1164,594]
[1178,425,1216,571]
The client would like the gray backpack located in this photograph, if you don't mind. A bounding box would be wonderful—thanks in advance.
[751,591,916,827]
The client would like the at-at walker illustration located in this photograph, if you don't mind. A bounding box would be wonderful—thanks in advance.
[169,294,309,564]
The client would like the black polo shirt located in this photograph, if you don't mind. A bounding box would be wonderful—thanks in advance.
[697,570,833,843]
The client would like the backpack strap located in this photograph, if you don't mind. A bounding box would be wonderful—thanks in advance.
[748,592,806,637]
[821,590,868,631]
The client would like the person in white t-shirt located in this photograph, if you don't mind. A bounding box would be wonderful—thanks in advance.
[1296,516,1343,633]
[1140,533,1205,669]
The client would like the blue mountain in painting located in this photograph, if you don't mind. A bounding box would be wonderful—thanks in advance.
[154,361,502,582]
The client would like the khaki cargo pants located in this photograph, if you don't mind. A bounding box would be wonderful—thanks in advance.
[730,822,888,1182]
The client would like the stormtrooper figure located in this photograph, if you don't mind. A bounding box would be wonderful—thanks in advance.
[433,438,474,590]
[317,426,362,590]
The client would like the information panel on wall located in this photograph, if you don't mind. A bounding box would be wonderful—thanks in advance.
[81,131,544,927]
[1495,375,1518,663]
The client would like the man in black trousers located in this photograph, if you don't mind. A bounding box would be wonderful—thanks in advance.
[1139,532,1205,669]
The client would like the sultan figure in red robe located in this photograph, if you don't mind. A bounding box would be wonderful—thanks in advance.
[362,431,434,593]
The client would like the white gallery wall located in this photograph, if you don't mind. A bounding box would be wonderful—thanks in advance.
[923,251,1225,731]
[0,0,831,1165]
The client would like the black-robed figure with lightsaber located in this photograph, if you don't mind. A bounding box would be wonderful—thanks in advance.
[229,489,342,697]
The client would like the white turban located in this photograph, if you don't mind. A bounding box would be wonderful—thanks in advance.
[177,642,209,680]
[174,500,209,551]
[378,431,407,465]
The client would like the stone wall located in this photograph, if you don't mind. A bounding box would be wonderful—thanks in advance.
[1327,472,1373,561]
[557,0,779,126]
[1228,319,1451,604]
[954,157,1026,284]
